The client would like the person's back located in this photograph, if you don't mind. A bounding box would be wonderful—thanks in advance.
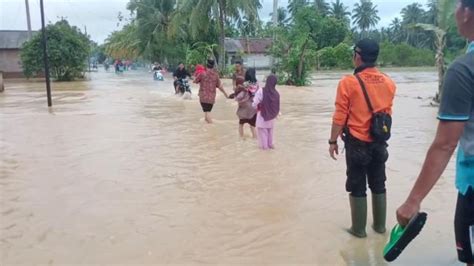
[335,69,396,142]
[329,38,396,239]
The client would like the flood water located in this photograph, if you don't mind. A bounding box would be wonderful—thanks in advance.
[0,69,462,265]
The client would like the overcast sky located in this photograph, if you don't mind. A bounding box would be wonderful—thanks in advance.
[1,0,429,44]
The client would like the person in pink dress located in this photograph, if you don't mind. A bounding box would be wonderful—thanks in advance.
[252,74,280,150]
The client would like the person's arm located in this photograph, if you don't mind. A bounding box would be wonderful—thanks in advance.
[252,88,263,109]
[217,79,228,98]
[232,73,237,90]
[397,63,472,226]
[194,73,202,84]
[397,121,465,225]
[329,78,350,160]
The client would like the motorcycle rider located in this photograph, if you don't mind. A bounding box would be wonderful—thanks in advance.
[173,63,191,94]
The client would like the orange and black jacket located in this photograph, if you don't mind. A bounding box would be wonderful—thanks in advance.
[333,68,396,142]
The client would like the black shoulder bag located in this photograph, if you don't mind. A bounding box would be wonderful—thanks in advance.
[354,74,392,142]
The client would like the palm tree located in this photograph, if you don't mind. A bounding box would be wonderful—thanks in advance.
[314,0,330,16]
[179,0,261,71]
[389,17,404,43]
[414,0,456,102]
[352,0,380,37]
[401,3,426,46]
[425,0,438,25]
[270,7,289,27]
[288,0,308,17]
[329,0,350,26]
[126,0,176,60]
[272,0,278,26]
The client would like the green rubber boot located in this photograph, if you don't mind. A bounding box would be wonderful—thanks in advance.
[348,195,367,238]
[372,193,387,234]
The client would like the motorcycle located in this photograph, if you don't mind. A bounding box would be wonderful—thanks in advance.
[153,70,164,81]
[177,78,192,99]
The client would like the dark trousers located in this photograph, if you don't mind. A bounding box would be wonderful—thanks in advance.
[344,136,388,197]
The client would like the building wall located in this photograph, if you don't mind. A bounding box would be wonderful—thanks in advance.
[242,54,272,69]
[0,49,24,78]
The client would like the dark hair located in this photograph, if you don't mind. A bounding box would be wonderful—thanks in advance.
[461,0,474,9]
[207,59,215,69]
[235,60,242,65]
[245,68,257,83]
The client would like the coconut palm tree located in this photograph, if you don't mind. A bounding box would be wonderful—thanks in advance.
[352,0,380,37]
[389,17,404,43]
[401,3,426,46]
[329,0,351,26]
[178,0,261,71]
[414,0,456,102]
[314,0,330,16]
[288,0,308,17]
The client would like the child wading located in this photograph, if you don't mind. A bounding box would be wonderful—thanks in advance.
[252,74,280,150]
[234,68,258,139]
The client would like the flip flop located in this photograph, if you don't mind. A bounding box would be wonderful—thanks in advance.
[383,212,428,262]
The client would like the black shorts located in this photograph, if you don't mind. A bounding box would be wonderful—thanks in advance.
[239,114,257,127]
[455,187,474,264]
[200,102,213,112]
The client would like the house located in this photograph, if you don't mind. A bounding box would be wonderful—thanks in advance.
[224,38,273,69]
[0,30,33,78]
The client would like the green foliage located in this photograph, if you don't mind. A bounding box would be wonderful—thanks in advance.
[317,43,353,69]
[378,42,435,67]
[20,20,90,81]
[186,42,218,66]
[271,7,348,86]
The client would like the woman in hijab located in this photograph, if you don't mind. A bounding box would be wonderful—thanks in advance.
[252,74,280,150]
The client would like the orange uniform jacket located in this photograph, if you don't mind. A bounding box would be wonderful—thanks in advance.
[333,68,396,142]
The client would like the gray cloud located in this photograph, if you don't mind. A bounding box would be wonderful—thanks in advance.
[1,0,429,43]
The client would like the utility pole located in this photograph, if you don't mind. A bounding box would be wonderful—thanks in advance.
[40,0,52,107]
[25,0,32,39]
[84,25,91,73]
[271,0,278,67]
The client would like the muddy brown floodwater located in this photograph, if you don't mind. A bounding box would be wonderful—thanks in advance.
[0,69,462,265]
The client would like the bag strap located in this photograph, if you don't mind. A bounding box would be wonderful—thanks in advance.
[355,74,374,113]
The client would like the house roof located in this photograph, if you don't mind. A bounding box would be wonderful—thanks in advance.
[0,30,35,49]
[225,38,272,54]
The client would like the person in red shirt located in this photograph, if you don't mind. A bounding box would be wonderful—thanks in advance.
[329,39,396,238]
[194,59,229,123]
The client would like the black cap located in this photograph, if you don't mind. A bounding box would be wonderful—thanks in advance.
[207,59,215,68]
[355,39,379,63]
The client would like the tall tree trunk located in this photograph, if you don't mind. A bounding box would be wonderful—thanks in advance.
[271,0,278,67]
[434,33,446,103]
[218,0,226,72]
[297,37,309,82]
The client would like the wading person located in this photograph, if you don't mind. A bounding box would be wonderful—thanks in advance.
[329,39,396,238]
[234,67,258,139]
[253,74,280,150]
[396,1,474,265]
[194,59,229,123]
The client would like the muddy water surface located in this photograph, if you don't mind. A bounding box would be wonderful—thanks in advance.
[0,69,461,265]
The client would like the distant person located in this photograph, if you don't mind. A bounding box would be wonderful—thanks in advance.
[396,1,474,265]
[152,62,162,71]
[328,39,396,238]
[194,59,229,123]
[252,74,280,150]
[173,63,191,94]
[234,67,258,139]
[232,61,245,92]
